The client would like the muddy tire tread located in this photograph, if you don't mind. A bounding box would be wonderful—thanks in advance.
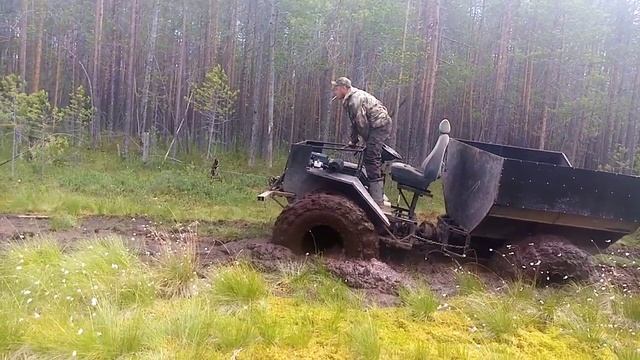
[272,193,379,259]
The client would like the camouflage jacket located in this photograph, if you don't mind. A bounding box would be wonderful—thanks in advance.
[342,87,392,143]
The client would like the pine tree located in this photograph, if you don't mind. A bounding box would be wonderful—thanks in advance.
[192,65,238,158]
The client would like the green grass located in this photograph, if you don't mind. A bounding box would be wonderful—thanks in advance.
[0,237,639,359]
[620,296,640,322]
[155,241,200,298]
[399,284,440,320]
[463,291,540,339]
[593,254,637,268]
[0,150,283,226]
[348,319,381,360]
[456,270,487,295]
[49,214,78,231]
[210,263,268,305]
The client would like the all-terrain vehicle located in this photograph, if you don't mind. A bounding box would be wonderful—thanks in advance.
[259,120,640,279]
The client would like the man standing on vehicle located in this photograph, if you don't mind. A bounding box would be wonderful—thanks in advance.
[332,77,392,206]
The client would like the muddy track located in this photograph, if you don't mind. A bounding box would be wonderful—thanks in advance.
[1,214,639,301]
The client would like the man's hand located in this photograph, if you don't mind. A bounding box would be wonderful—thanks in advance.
[347,141,358,148]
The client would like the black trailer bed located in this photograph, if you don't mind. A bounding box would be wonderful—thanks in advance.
[442,139,640,248]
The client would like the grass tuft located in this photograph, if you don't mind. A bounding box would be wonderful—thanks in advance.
[210,315,258,352]
[456,271,486,295]
[464,294,539,338]
[161,298,214,357]
[399,284,440,320]
[49,214,78,231]
[615,346,640,360]
[621,296,640,322]
[155,240,199,298]
[348,319,381,360]
[211,264,267,304]
[279,263,361,308]
[0,295,24,354]
[553,301,606,344]
[25,302,148,359]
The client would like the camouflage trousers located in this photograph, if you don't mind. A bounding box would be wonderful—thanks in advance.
[363,123,392,181]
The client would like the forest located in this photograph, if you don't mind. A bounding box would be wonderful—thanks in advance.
[1,0,639,171]
[2,1,640,358]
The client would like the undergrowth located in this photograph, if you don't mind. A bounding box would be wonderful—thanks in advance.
[0,237,638,359]
[0,150,284,226]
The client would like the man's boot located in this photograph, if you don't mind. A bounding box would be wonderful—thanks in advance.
[369,179,385,206]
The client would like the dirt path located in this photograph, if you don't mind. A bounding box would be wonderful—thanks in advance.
[1,214,639,301]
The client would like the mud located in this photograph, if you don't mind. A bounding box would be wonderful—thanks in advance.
[490,234,595,284]
[324,258,409,295]
[1,214,639,301]
[0,215,152,248]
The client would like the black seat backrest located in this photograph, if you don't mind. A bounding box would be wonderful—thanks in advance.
[420,119,451,184]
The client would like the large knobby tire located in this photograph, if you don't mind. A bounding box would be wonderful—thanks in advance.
[272,193,379,259]
[489,234,594,284]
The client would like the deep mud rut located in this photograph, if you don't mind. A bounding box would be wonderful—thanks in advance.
[1,214,639,303]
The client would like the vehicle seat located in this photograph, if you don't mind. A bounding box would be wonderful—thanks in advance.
[390,119,451,191]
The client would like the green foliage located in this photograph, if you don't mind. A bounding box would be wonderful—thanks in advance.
[53,86,94,145]
[210,264,268,305]
[155,241,199,298]
[279,262,361,308]
[57,86,93,126]
[0,150,283,225]
[601,144,630,173]
[399,284,440,320]
[456,271,486,295]
[49,213,77,231]
[464,294,540,339]
[0,75,53,163]
[192,66,237,119]
[0,237,639,358]
[192,66,238,158]
[615,347,640,360]
[0,75,51,131]
[348,319,381,360]
[621,296,640,322]
[553,301,606,344]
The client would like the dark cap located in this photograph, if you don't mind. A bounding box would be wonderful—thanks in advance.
[331,77,352,88]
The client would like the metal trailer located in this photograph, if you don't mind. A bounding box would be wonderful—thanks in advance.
[442,140,640,251]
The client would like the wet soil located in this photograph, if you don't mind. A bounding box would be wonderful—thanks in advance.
[490,235,595,284]
[1,214,639,302]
